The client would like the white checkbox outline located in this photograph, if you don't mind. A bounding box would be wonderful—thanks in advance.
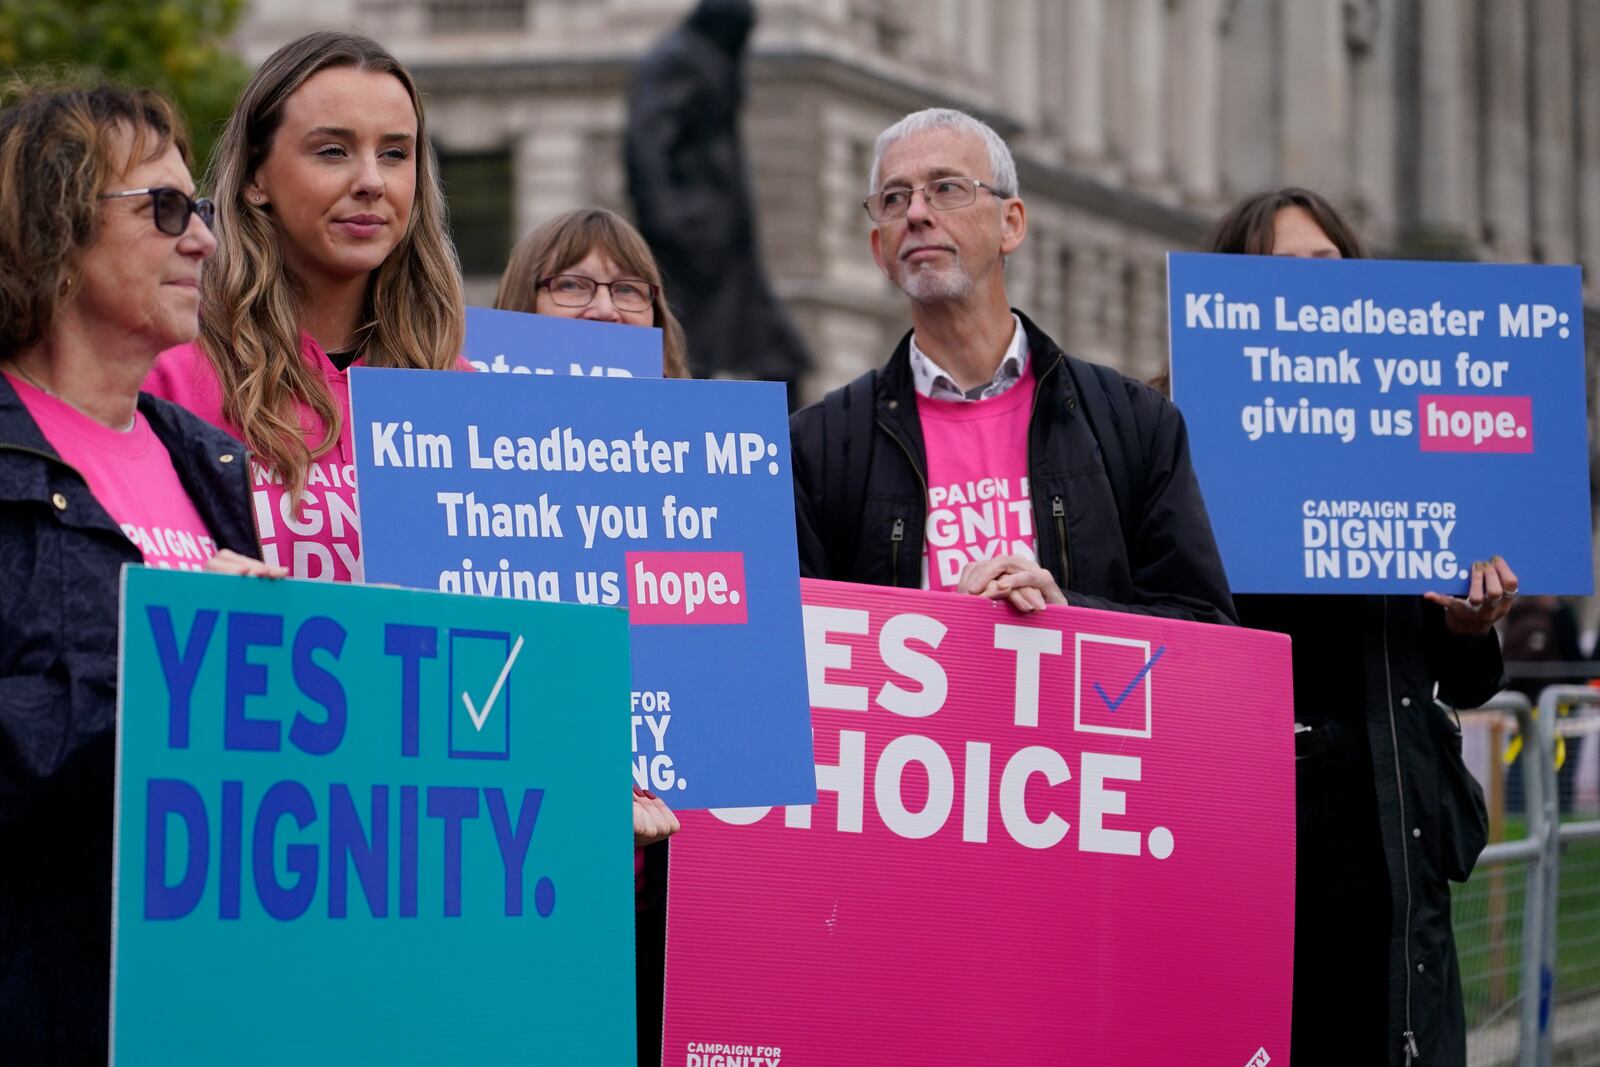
[1073,632,1154,739]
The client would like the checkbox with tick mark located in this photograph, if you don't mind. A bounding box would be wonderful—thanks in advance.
[447,629,522,760]
[1074,633,1162,739]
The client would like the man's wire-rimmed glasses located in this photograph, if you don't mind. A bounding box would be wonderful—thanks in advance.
[863,176,1006,221]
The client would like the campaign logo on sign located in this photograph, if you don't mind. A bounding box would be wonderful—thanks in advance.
[1074,633,1163,738]
[447,629,523,759]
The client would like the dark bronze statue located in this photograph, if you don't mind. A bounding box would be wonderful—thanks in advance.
[626,0,811,398]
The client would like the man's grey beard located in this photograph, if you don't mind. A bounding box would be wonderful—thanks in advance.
[900,258,975,302]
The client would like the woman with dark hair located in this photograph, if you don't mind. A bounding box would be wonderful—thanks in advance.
[1207,185,1372,260]
[495,206,691,379]
[1208,188,1515,1067]
[147,30,468,581]
[0,83,278,1061]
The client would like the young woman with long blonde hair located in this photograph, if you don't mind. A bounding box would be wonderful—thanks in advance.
[147,30,466,581]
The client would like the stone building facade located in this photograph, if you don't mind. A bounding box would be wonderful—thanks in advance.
[240,0,1600,382]
[240,0,1600,592]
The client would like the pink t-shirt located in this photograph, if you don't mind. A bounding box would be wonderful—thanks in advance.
[7,371,217,570]
[916,363,1039,592]
[147,337,362,582]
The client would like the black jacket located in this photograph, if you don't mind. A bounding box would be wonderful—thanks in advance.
[790,311,1237,625]
[0,375,257,1063]
[1241,592,1500,1067]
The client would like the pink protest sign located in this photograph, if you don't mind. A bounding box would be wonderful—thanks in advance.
[664,579,1294,1066]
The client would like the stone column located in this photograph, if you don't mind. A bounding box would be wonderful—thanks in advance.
[1061,0,1106,164]
[1059,242,1098,357]
[1577,1,1600,293]
[1218,0,1277,196]
[960,0,996,96]
[513,124,584,240]
[1125,0,1166,186]
[1127,258,1166,379]
[1531,0,1577,263]
[1482,0,1532,260]
[1095,247,1128,366]
[934,0,964,77]
[1173,0,1223,203]
[995,0,1042,129]
[1415,0,1471,239]
[1280,0,1348,194]
[1349,0,1400,247]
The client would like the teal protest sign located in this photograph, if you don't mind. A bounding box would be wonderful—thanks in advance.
[111,568,634,1064]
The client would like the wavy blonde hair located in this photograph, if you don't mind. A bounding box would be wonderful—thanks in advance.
[198,31,464,498]
[494,207,690,379]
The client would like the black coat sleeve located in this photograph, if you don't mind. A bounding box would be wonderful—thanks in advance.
[1065,386,1239,626]
[789,406,830,581]
[1423,601,1508,709]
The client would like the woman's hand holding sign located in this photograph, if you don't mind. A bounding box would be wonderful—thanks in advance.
[1424,554,1519,636]
[957,555,1069,614]
[634,785,681,847]
[203,549,289,579]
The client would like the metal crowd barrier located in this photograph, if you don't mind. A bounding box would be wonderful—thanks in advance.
[1459,687,1600,1067]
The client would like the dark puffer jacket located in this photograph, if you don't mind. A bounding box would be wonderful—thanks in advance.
[0,375,258,1063]
[790,310,1236,625]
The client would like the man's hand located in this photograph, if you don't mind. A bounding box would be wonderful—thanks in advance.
[634,785,681,848]
[957,555,1068,614]
[204,549,289,579]
[1424,555,1519,637]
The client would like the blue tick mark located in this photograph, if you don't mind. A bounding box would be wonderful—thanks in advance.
[1092,645,1166,712]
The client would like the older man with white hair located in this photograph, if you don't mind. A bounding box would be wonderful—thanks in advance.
[791,108,1235,624]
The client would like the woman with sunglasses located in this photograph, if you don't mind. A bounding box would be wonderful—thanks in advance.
[146,30,466,582]
[495,207,685,1067]
[0,84,280,1061]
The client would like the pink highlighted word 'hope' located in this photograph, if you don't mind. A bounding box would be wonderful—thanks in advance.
[1418,394,1534,453]
[627,550,748,624]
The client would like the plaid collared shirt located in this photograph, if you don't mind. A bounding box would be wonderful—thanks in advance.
[908,314,1029,402]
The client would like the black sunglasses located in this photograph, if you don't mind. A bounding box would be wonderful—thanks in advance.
[98,186,216,237]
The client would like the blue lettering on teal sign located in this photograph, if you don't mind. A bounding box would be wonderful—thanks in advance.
[113,567,634,1064]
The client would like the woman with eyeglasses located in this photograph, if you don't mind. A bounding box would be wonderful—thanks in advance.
[494,206,691,378]
[495,206,685,1067]
[146,30,466,582]
[0,84,281,1061]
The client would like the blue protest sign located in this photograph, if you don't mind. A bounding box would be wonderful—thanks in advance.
[112,568,634,1065]
[349,368,818,811]
[1168,253,1593,594]
[463,305,662,377]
